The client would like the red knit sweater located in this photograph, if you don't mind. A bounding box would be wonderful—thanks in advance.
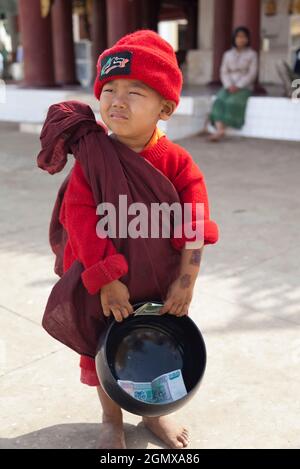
[59,135,219,295]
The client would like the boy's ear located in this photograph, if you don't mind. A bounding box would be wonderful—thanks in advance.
[159,100,177,121]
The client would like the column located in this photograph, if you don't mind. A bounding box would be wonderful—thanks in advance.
[212,0,233,83]
[18,0,55,87]
[184,0,198,50]
[190,0,214,85]
[91,0,107,74]
[198,0,214,51]
[106,0,133,47]
[139,0,160,31]
[51,0,77,85]
[233,0,261,52]
[129,0,146,31]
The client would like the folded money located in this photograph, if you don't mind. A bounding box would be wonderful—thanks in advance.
[118,369,187,404]
[133,302,163,316]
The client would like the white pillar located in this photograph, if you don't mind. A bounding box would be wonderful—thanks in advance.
[158,21,179,52]
[198,0,215,50]
[187,0,215,85]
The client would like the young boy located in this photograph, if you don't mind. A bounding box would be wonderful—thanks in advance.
[58,30,219,449]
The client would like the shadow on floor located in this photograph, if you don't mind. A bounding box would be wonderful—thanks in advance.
[0,421,168,449]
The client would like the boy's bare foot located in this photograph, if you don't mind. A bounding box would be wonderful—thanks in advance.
[98,418,126,449]
[143,415,189,448]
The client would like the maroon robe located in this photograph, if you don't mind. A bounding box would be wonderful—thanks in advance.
[37,101,181,357]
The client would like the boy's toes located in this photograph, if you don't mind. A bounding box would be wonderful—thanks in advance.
[143,416,190,449]
[173,438,184,448]
[178,429,189,447]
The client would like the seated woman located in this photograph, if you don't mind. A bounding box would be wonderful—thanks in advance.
[205,26,258,142]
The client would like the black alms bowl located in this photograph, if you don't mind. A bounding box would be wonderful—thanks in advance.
[95,302,207,417]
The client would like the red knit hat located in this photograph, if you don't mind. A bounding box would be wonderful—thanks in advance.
[94,29,183,106]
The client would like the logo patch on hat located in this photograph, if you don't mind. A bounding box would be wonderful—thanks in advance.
[100,51,132,80]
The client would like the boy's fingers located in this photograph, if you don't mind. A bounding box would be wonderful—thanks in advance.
[125,301,134,314]
[111,307,123,322]
[179,308,188,316]
[161,301,177,315]
[160,299,172,314]
[179,302,190,316]
[120,307,129,319]
[169,302,179,315]
[180,302,190,316]
[175,303,184,316]
[102,304,111,317]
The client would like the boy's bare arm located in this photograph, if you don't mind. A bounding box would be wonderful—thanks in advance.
[179,244,204,282]
[160,245,204,316]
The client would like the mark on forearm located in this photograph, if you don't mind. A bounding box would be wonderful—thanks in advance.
[180,274,192,289]
[189,249,202,266]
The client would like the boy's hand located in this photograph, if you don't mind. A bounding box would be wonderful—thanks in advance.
[100,279,134,322]
[160,274,196,317]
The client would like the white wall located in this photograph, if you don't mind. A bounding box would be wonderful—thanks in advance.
[261,0,290,50]
[260,0,292,83]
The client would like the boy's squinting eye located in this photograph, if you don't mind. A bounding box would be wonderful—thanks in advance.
[103,89,143,96]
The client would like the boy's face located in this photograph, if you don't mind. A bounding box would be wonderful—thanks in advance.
[99,78,175,139]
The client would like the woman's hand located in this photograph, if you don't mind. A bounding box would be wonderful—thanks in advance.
[228,85,239,93]
[100,279,134,322]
